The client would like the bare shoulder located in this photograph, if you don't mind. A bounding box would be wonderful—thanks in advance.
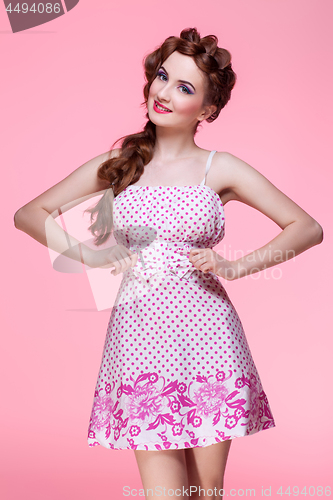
[211,150,285,202]
[212,151,261,191]
[16,148,122,217]
[211,151,321,230]
[208,151,243,204]
[110,148,121,158]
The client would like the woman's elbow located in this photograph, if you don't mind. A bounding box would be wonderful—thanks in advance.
[311,221,324,244]
[14,209,21,228]
[14,207,26,229]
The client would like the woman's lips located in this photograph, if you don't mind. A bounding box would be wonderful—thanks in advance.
[153,100,172,114]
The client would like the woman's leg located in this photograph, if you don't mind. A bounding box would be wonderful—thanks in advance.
[184,440,232,500]
[134,448,189,499]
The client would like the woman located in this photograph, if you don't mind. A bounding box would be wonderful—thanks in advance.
[14,28,323,499]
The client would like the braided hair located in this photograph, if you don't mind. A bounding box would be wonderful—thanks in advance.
[85,27,237,245]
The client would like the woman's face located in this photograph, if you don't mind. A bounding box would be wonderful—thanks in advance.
[147,51,213,130]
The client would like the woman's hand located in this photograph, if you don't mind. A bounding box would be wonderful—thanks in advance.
[189,248,236,281]
[87,244,138,276]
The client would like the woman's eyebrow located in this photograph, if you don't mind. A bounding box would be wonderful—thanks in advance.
[159,66,196,92]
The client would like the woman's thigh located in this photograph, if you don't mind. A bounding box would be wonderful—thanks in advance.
[134,448,189,496]
[184,440,232,493]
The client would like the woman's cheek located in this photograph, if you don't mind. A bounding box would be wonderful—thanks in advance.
[176,98,203,117]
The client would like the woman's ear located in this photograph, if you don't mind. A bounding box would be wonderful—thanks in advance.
[198,104,217,122]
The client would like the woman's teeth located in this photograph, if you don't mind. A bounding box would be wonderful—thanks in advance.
[156,102,171,112]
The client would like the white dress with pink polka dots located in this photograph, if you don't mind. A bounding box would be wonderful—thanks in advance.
[87,150,275,450]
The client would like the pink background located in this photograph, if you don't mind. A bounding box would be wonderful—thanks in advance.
[1,1,332,499]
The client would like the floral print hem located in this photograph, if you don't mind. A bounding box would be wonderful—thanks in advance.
[87,168,276,451]
[87,370,275,451]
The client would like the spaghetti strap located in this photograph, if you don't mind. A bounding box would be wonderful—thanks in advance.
[200,150,217,186]
[87,154,276,450]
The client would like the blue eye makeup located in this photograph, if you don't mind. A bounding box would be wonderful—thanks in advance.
[156,70,194,95]
[157,70,167,80]
[179,85,192,95]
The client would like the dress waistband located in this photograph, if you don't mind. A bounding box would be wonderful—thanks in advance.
[128,240,204,284]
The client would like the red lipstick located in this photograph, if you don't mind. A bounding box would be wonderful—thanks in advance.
[153,100,172,114]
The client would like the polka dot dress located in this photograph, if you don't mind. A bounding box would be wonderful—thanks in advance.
[87,150,275,451]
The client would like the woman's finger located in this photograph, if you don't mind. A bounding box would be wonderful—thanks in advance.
[130,253,138,266]
[112,251,138,275]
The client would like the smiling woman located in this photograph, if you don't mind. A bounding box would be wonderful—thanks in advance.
[151,55,225,137]
[14,26,323,500]
[148,52,214,126]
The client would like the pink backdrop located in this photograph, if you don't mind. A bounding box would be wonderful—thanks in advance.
[1,0,332,499]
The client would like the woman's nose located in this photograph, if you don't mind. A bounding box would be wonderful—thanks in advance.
[156,83,171,102]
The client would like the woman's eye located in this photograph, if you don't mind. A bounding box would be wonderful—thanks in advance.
[179,85,191,94]
[157,72,192,95]
[157,71,167,81]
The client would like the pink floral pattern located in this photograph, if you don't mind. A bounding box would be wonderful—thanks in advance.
[88,369,274,450]
[87,155,276,450]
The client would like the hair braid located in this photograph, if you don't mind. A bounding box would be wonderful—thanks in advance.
[84,27,236,245]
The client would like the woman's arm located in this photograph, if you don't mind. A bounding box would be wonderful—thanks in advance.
[14,149,120,267]
[190,152,323,281]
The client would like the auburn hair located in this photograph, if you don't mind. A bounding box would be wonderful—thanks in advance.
[84,27,236,246]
